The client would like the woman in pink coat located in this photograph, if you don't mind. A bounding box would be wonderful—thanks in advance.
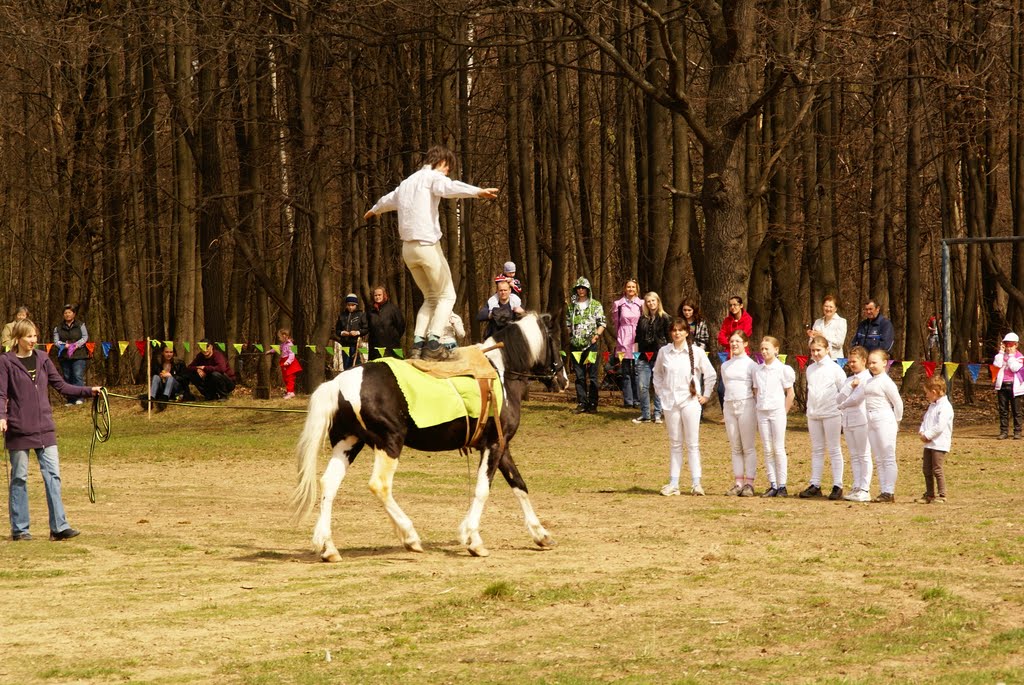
[612,279,644,409]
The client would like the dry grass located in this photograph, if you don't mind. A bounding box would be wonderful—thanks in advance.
[1,388,1022,684]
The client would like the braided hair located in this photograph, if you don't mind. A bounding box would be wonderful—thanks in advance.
[671,317,698,396]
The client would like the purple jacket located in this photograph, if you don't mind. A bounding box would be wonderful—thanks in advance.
[0,350,94,450]
[187,349,236,379]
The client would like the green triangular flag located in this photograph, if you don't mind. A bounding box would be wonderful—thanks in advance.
[215,342,226,352]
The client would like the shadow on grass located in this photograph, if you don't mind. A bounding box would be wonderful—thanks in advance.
[595,485,660,496]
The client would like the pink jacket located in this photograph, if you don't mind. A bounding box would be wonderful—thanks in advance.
[993,350,1024,396]
[612,296,643,355]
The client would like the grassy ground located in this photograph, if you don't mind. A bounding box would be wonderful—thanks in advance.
[1,387,1022,684]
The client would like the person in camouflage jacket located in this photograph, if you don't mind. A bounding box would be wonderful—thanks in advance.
[566,277,606,413]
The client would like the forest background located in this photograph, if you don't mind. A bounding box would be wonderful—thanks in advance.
[1,0,1023,393]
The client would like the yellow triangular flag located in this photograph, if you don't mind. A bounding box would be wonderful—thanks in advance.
[617,352,625,361]
[233,343,243,353]
[271,344,280,354]
[164,340,174,350]
[902,360,914,375]
[944,362,959,379]
[778,354,787,364]
[572,351,582,363]
[308,345,317,354]
[118,341,129,355]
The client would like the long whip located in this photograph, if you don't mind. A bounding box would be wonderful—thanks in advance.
[87,388,111,503]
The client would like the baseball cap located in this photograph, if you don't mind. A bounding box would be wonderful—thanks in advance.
[1004,332,1020,343]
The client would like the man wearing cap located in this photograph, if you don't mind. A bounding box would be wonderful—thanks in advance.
[850,299,895,353]
[332,293,368,370]
[993,331,1024,440]
[364,144,499,361]
[494,261,523,298]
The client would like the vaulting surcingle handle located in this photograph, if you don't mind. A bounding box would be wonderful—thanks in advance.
[479,342,505,353]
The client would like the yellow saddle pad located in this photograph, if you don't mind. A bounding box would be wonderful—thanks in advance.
[372,353,503,429]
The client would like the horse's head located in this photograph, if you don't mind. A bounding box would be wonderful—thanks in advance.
[536,314,569,393]
[493,313,568,392]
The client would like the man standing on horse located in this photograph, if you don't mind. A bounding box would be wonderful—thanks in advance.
[364,145,499,361]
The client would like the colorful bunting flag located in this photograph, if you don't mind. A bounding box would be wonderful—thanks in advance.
[254,344,263,353]
[990,365,999,382]
[325,346,333,355]
[377,347,387,358]
[901,361,914,375]
[967,364,981,382]
[718,352,728,364]
[119,341,129,355]
[796,355,808,371]
[232,343,242,353]
[587,351,598,364]
[602,351,610,362]
[943,362,959,379]
[922,361,937,378]
[215,342,226,352]
[617,352,625,361]
[394,348,405,359]
[101,342,112,358]
[836,358,847,369]
[182,342,190,354]
[134,340,145,355]
[46,343,54,354]
[271,344,280,354]
[164,340,174,350]
[778,354,787,364]
[633,352,640,361]
[571,351,582,363]
[886,359,895,370]
[85,342,95,356]
[645,352,654,361]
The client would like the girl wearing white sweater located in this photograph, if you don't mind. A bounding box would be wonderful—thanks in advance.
[799,335,847,500]
[721,331,759,497]
[862,349,904,502]
[837,346,873,502]
[752,336,796,497]
[652,318,717,496]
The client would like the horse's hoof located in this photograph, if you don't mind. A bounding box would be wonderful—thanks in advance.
[468,545,490,557]
[321,551,342,563]
[405,540,424,553]
[536,535,557,549]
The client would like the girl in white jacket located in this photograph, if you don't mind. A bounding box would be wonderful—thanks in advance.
[752,336,796,497]
[721,331,759,497]
[653,318,717,496]
[799,335,847,500]
[862,349,904,502]
[837,346,873,502]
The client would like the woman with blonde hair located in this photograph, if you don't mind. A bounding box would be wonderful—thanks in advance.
[633,292,672,424]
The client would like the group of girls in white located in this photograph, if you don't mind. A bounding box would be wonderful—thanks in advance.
[650,320,944,503]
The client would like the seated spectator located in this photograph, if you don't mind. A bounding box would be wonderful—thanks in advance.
[141,345,189,410]
[494,261,523,298]
[2,306,30,351]
[185,339,236,400]
[478,280,525,339]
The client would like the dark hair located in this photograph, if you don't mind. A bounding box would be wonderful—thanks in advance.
[62,303,78,314]
[729,295,744,306]
[424,145,456,172]
[677,298,702,324]
[14,305,29,317]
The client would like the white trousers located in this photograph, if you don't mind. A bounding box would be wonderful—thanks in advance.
[664,403,702,485]
[808,415,844,488]
[757,407,788,487]
[724,398,757,482]
[843,424,872,492]
[402,241,456,340]
[867,412,898,494]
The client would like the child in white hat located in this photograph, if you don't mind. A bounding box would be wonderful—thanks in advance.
[993,332,1024,439]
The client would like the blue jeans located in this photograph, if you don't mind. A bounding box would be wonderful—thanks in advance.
[150,374,182,399]
[620,358,639,407]
[571,344,599,409]
[8,445,70,536]
[636,358,663,420]
[60,358,88,402]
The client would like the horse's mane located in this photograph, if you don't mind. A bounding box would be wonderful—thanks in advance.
[490,312,545,371]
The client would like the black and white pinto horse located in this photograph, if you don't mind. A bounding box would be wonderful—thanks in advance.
[291,312,569,561]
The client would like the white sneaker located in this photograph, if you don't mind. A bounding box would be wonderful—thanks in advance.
[725,483,743,496]
[660,483,680,496]
[631,417,650,424]
[691,484,705,496]
[843,488,870,502]
[654,416,664,424]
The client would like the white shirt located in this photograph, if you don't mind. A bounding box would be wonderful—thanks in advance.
[652,342,717,412]
[863,372,903,422]
[369,165,485,244]
[720,354,757,401]
[805,357,846,419]
[837,369,871,428]
[487,293,523,311]
[812,314,848,359]
[919,395,954,451]
[752,360,795,411]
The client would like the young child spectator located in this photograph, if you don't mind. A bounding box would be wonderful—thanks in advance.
[863,349,904,502]
[633,292,671,424]
[652,318,716,496]
[916,375,954,503]
[677,298,710,350]
[276,329,302,399]
[799,335,847,500]
[613,279,643,409]
[332,293,368,371]
[721,330,758,496]
[837,346,873,502]
[753,336,795,497]
[993,332,1023,440]
[494,261,523,297]
[1,319,100,541]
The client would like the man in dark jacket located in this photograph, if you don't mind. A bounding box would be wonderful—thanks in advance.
[185,340,237,400]
[850,299,895,353]
[367,286,405,360]
[333,293,369,370]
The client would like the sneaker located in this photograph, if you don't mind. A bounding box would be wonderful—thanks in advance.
[660,483,681,497]
[691,484,705,496]
[799,484,822,499]
[1015,434,1022,441]
[75,399,84,405]
[573,405,588,414]
[408,347,422,360]
[913,494,934,504]
[49,528,80,541]
[631,417,651,424]
[871,492,895,503]
[761,486,778,498]
[739,484,755,497]
[998,433,1009,440]
[828,486,843,501]
[933,496,946,503]
[283,392,295,400]
[775,486,789,498]
[843,488,870,502]
[653,416,664,424]
[584,406,598,414]
[421,343,450,362]
[725,483,743,496]
[11,532,33,541]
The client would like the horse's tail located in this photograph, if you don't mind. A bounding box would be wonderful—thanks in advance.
[290,379,341,523]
